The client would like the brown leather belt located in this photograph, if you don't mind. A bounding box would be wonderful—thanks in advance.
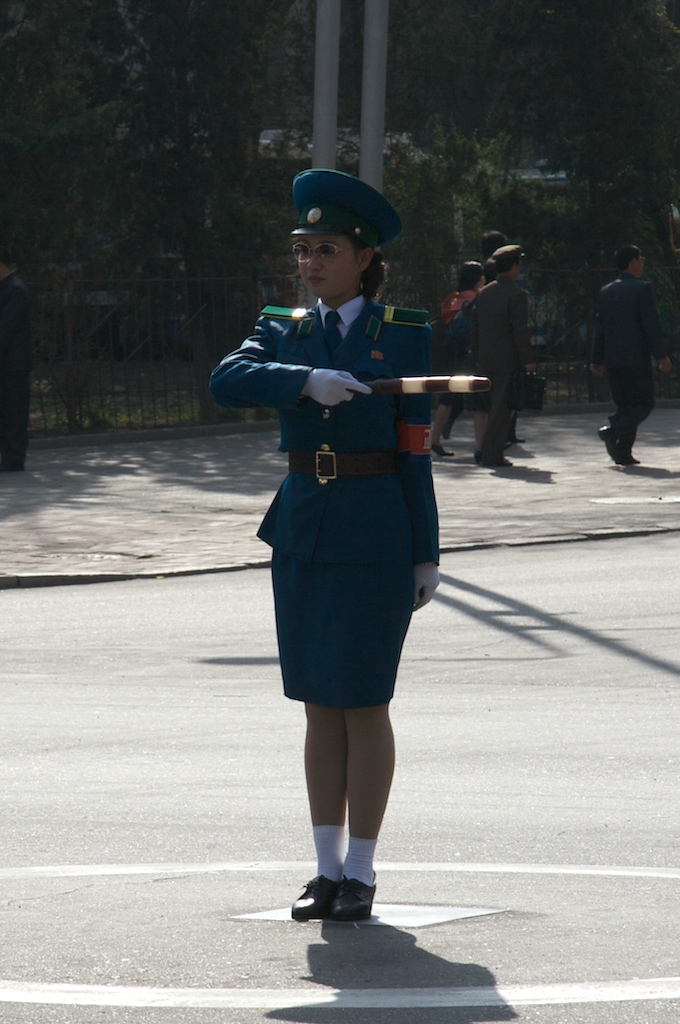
[288,449,396,481]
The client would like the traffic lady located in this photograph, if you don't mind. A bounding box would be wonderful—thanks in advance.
[209,169,439,921]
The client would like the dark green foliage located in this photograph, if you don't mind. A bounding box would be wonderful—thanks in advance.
[1,1,680,281]
[482,0,680,265]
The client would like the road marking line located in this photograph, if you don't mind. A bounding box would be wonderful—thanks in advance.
[0,860,678,879]
[0,977,679,1009]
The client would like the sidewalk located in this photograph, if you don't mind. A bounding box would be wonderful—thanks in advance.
[1,408,679,588]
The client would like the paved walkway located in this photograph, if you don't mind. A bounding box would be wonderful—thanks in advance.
[1,407,679,587]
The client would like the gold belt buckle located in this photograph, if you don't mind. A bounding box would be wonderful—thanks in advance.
[315,449,337,483]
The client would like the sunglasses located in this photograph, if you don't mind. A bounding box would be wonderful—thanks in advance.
[291,242,350,263]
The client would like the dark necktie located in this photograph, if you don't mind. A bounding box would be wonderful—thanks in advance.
[323,309,342,352]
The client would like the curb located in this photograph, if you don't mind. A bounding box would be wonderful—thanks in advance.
[3,525,677,591]
[29,419,279,451]
[27,402,680,451]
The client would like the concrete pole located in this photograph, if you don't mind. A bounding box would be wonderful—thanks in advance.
[359,0,389,189]
[312,0,341,168]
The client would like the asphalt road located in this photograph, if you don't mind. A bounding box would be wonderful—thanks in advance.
[1,535,679,1023]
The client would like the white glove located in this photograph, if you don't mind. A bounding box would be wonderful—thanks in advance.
[301,368,372,406]
[413,563,440,610]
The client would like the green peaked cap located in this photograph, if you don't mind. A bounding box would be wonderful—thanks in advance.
[291,169,402,248]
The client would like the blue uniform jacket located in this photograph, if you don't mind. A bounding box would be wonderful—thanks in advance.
[593,272,667,368]
[209,298,439,566]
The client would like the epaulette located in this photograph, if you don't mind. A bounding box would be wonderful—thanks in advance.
[382,305,429,327]
[260,304,315,338]
[260,304,311,320]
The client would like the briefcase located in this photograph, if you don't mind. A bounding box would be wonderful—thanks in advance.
[510,370,546,411]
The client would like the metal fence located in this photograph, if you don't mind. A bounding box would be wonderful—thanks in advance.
[27,267,680,437]
[30,275,266,437]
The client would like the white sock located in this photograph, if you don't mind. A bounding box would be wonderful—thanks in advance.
[312,825,345,882]
[342,836,377,887]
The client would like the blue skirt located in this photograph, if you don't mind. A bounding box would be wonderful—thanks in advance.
[271,551,414,709]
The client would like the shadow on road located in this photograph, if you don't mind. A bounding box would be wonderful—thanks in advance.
[436,572,680,677]
[266,920,516,1023]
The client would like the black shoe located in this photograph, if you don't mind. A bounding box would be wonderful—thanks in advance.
[480,458,513,467]
[473,450,482,465]
[329,876,376,921]
[291,876,340,921]
[0,462,24,472]
[505,436,525,447]
[598,426,618,462]
[616,453,640,466]
[431,443,454,458]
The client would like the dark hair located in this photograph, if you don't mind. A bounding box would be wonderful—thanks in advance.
[457,261,484,292]
[360,250,386,298]
[483,257,498,283]
[344,235,386,298]
[614,244,641,272]
[481,230,507,261]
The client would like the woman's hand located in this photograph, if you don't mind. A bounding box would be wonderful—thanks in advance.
[301,368,372,406]
[413,563,440,610]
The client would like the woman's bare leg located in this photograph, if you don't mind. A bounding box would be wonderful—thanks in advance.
[303,702,395,837]
[430,401,451,446]
[344,703,395,839]
[304,703,348,826]
[473,409,488,449]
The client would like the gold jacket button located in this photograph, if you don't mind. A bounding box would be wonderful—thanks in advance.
[322,408,331,419]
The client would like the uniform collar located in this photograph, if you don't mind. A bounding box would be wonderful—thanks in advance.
[319,295,366,331]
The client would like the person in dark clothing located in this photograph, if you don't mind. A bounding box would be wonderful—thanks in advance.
[591,245,671,466]
[482,235,524,446]
[481,230,507,262]
[0,248,32,471]
[473,245,535,468]
[432,260,485,457]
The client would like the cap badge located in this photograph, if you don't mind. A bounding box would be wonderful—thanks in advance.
[307,207,322,224]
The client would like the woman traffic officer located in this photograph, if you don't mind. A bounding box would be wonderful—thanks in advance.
[209,168,440,922]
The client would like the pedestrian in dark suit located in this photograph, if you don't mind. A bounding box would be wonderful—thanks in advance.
[482,232,524,448]
[591,245,672,466]
[473,245,536,467]
[210,169,439,923]
[0,248,32,471]
[481,229,507,262]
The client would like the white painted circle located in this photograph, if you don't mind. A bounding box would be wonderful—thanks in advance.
[2,861,678,1010]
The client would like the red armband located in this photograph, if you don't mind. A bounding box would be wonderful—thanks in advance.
[396,421,432,455]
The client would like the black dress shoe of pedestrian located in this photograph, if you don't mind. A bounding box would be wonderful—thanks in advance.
[480,458,513,467]
[0,462,24,472]
[329,876,376,921]
[615,453,640,466]
[291,876,340,921]
[431,443,454,458]
[598,426,618,461]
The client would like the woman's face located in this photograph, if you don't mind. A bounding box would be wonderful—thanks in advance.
[294,234,374,308]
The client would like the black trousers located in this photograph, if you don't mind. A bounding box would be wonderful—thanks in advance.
[606,366,654,453]
[0,369,30,467]
[480,372,513,465]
